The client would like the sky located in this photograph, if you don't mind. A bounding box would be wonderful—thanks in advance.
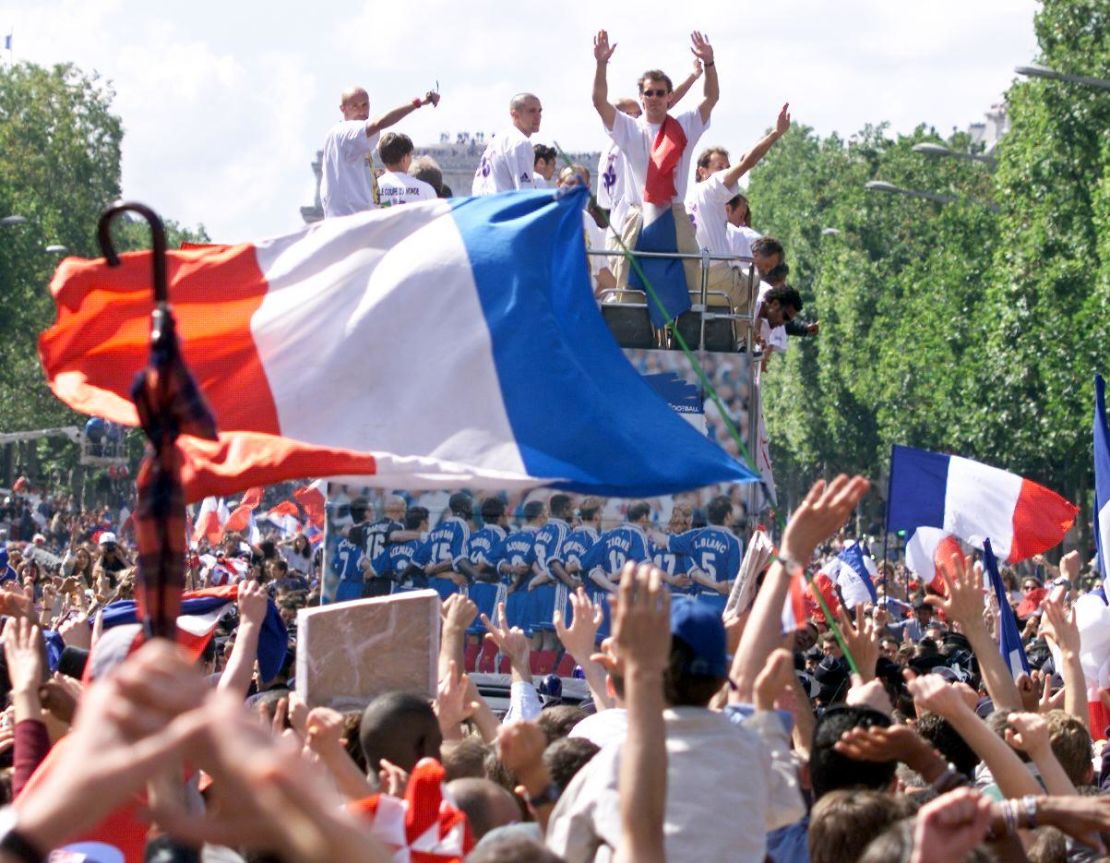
[1,0,1041,243]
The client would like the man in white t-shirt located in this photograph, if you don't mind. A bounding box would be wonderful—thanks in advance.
[472,93,543,195]
[725,195,762,261]
[375,133,438,206]
[685,103,790,258]
[591,30,718,327]
[320,85,440,219]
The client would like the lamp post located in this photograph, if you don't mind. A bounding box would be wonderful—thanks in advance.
[912,142,997,168]
[0,215,27,227]
[44,244,68,255]
[864,180,1000,213]
[820,227,840,237]
[1015,64,1110,91]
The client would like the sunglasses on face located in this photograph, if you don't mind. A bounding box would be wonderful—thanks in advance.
[1022,583,1037,591]
[642,89,669,98]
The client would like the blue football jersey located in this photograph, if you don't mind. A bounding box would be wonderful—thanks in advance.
[489,527,539,582]
[558,526,599,570]
[533,519,570,576]
[370,538,424,580]
[331,537,365,583]
[464,525,508,567]
[668,526,743,587]
[422,516,470,565]
[580,523,651,589]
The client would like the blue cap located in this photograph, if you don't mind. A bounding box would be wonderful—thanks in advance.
[669,596,727,678]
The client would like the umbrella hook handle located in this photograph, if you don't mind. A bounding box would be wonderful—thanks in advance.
[97,202,168,304]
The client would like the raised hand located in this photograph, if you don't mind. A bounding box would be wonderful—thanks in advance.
[1040,593,1080,656]
[908,673,972,720]
[434,659,479,734]
[237,578,268,627]
[424,90,440,108]
[689,31,714,64]
[611,562,671,676]
[836,604,880,682]
[2,615,43,697]
[554,587,603,662]
[441,593,478,635]
[1004,711,1051,757]
[481,602,531,676]
[779,475,871,565]
[910,788,992,863]
[924,552,986,633]
[774,103,791,136]
[594,30,617,63]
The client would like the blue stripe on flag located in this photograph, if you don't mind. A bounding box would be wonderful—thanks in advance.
[837,542,878,607]
[1094,375,1110,583]
[983,539,1030,679]
[449,188,756,496]
[886,444,950,534]
[627,205,691,326]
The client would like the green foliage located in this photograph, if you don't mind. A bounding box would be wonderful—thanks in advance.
[0,62,208,483]
[748,0,1107,521]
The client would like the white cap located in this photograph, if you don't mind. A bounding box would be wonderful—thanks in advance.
[98,532,118,545]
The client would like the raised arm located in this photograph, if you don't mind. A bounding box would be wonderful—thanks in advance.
[721,103,790,188]
[366,90,439,138]
[592,30,618,130]
[925,556,1022,712]
[731,475,870,701]
[668,58,702,109]
[612,562,670,863]
[690,31,718,123]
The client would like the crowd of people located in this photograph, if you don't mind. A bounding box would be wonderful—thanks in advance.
[0,468,1108,862]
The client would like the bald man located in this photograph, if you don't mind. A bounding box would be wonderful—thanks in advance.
[472,92,543,195]
[321,84,440,218]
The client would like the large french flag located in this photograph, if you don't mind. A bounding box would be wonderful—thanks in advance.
[39,189,755,500]
[1093,375,1110,582]
[886,444,1076,564]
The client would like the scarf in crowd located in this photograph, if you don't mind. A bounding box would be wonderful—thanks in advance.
[643,115,687,205]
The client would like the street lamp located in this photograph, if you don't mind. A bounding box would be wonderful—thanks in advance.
[0,215,27,227]
[865,180,1000,213]
[44,244,68,255]
[820,227,841,237]
[912,142,997,168]
[865,180,957,205]
[1015,64,1110,91]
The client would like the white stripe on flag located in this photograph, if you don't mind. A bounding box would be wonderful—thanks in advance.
[945,455,1021,559]
[251,202,530,485]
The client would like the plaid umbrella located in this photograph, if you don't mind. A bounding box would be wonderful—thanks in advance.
[100,203,218,639]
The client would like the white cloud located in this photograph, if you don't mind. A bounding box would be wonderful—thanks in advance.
[0,0,1039,241]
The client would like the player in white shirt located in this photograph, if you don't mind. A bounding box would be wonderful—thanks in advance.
[320,85,440,219]
[685,104,790,258]
[725,195,762,261]
[753,282,802,357]
[375,132,438,206]
[472,93,543,195]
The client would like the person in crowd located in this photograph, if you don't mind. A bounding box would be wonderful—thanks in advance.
[375,133,438,206]
[591,29,718,326]
[409,154,446,197]
[472,93,543,195]
[320,84,440,219]
[686,103,790,259]
[533,143,558,188]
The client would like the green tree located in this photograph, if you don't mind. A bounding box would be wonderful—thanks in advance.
[0,61,207,485]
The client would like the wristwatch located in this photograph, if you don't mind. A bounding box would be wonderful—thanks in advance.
[0,808,44,863]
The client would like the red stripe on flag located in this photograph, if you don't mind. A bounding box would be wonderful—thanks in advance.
[39,244,280,435]
[1009,478,1078,563]
[178,433,376,502]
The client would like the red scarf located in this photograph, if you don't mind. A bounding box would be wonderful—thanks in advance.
[643,115,687,205]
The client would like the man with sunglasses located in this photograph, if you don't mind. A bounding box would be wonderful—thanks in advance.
[592,29,718,328]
